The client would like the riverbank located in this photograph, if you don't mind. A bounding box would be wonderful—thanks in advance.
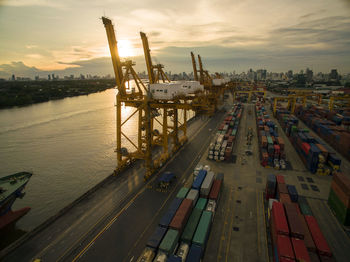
[0,79,116,108]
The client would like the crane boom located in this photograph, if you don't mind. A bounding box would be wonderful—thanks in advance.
[198,55,204,84]
[191,52,198,81]
[140,32,156,84]
[101,17,124,94]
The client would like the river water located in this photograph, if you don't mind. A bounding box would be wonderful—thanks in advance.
[0,87,194,231]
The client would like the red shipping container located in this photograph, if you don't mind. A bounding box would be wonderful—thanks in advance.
[331,180,350,208]
[274,144,281,155]
[305,216,332,257]
[293,203,301,215]
[292,238,311,262]
[208,179,222,201]
[169,198,193,233]
[277,137,285,151]
[277,235,295,260]
[272,202,289,236]
[302,142,311,155]
[333,172,350,197]
[299,215,317,252]
[278,183,289,195]
[284,203,304,239]
[279,258,295,262]
[276,175,285,184]
[279,193,292,204]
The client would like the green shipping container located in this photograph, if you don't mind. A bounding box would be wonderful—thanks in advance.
[298,196,313,216]
[231,129,237,136]
[192,211,212,247]
[181,208,203,243]
[328,189,350,226]
[195,198,207,211]
[177,187,190,199]
[267,136,273,145]
[159,229,179,255]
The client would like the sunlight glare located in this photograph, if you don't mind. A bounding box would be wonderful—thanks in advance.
[118,39,134,57]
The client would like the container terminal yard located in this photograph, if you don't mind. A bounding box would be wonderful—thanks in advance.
[2,17,350,262]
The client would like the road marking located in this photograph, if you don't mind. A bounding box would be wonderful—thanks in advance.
[217,187,234,262]
[122,119,217,262]
[72,115,216,262]
[225,190,238,262]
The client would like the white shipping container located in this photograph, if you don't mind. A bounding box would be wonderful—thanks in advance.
[176,242,190,262]
[186,189,199,206]
[154,251,167,262]
[200,171,215,197]
[268,198,278,210]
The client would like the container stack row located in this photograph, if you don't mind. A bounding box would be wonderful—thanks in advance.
[137,166,224,262]
[266,174,334,262]
[256,103,287,169]
[328,172,350,226]
[208,104,243,162]
[294,105,350,162]
[275,107,342,175]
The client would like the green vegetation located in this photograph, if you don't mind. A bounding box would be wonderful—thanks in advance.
[0,79,116,108]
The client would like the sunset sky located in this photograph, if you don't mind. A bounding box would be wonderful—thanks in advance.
[0,0,350,78]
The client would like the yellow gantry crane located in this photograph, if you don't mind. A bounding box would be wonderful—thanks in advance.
[191,52,199,82]
[103,17,215,180]
[272,95,305,115]
[233,90,266,102]
[329,96,350,111]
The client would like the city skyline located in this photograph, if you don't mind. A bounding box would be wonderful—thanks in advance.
[1,0,350,78]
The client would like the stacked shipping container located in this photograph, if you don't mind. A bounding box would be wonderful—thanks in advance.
[137,166,224,262]
[266,174,333,261]
[274,106,342,175]
[256,103,287,168]
[328,172,350,226]
[294,105,350,162]
[208,104,243,162]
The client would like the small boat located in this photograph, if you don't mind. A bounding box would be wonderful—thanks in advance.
[0,172,32,229]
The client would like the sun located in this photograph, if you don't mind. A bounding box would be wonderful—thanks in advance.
[118,39,134,57]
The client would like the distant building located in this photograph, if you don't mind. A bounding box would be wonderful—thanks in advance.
[48,74,51,80]
[306,68,313,82]
[287,70,293,79]
[11,74,15,81]
[330,69,339,81]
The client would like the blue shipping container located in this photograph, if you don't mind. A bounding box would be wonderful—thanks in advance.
[159,198,183,227]
[286,185,298,202]
[192,170,207,190]
[167,254,182,262]
[147,226,168,249]
[186,244,202,262]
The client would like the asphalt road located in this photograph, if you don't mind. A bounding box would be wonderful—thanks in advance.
[1,108,226,262]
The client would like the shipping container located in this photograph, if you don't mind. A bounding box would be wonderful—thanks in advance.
[308,251,320,262]
[192,170,207,190]
[186,189,199,207]
[200,171,215,197]
[177,187,190,199]
[276,175,285,184]
[154,251,167,262]
[159,229,180,255]
[305,216,332,257]
[192,211,212,248]
[331,180,350,209]
[292,238,311,262]
[208,179,222,202]
[176,242,190,262]
[216,172,224,182]
[147,226,168,249]
[298,214,316,252]
[279,193,292,204]
[160,198,183,228]
[276,235,295,260]
[298,196,313,216]
[181,208,202,243]
[328,188,350,226]
[185,244,202,262]
[195,198,207,211]
[170,199,193,233]
[284,203,304,239]
[333,172,350,197]
[272,202,289,236]
[137,247,156,262]
[167,254,182,262]
[287,185,298,202]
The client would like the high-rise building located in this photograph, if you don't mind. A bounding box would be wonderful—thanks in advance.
[11,74,15,81]
[306,68,313,82]
[330,69,339,80]
[287,70,293,80]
